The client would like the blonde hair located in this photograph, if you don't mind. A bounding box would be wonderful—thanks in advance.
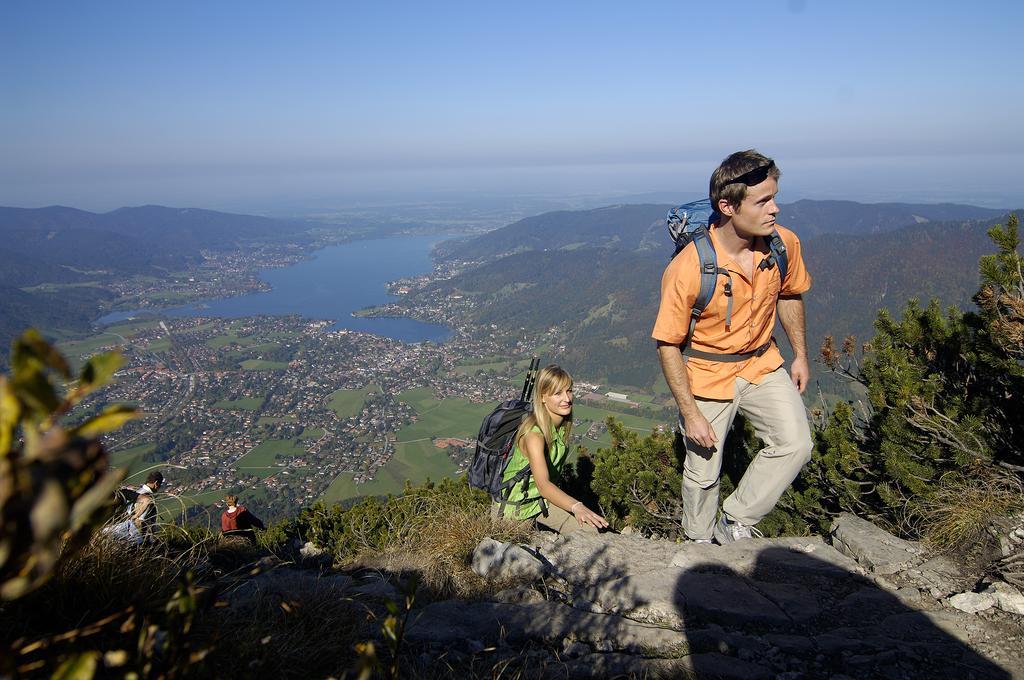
[515,364,573,453]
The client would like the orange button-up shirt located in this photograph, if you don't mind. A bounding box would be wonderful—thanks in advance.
[652,225,811,400]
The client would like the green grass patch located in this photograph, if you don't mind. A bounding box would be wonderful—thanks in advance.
[299,427,325,440]
[104,319,164,336]
[22,281,105,293]
[573,404,668,450]
[452,360,513,375]
[213,397,264,411]
[319,395,489,504]
[235,439,304,478]
[240,359,289,371]
[147,338,172,353]
[110,443,157,481]
[397,397,489,442]
[319,440,460,503]
[258,415,297,425]
[328,384,382,418]
[57,334,125,361]
[396,387,439,413]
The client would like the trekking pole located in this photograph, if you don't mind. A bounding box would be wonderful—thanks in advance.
[523,356,539,402]
[519,357,533,401]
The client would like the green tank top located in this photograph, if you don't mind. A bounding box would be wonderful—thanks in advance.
[499,424,568,520]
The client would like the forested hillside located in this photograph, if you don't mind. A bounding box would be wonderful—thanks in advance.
[0,204,319,365]
[433,202,1020,389]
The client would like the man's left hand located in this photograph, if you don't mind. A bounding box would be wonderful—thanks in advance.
[790,356,809,394]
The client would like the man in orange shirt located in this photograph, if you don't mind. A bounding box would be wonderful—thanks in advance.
[653,149,813,544]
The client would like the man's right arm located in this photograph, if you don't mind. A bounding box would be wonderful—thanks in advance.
[657,341,717,448]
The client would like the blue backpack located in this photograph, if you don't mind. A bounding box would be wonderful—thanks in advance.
[666,198,788,359]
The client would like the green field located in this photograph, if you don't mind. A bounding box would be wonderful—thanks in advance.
[240,359,289,371]
[328,384,381,418]
[299,427,325,440]
[110,443,157,482]
[234,439,304,478]
[320,440,458,503]
[58,334,125,362]
[394,386,437,412]
[572,404,668,450]
[397,397,489,442]
[258,415,297,425]
[320,393,489,503]
[213,396,264,410]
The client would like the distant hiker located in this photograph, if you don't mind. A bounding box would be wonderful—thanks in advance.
[653,149,813,544]
[104,471,164,545]
[220,494,265,539]
[495,365,608,533]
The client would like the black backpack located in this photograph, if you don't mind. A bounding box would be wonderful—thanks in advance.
[467,357,540,512]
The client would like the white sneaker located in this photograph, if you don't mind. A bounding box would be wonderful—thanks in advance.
[713,515,763,544]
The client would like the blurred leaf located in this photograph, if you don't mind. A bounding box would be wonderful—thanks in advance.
[78,352,124,393]
[73,405,139,439]
[0,376,19,455]
[11,328,71,380]
[12,370,60,422]
[70,468,126,531]
[51,651,100,680]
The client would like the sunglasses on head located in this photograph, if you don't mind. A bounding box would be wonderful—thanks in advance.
[724,160,776,187]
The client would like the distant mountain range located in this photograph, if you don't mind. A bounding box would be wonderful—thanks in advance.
[0,205,319,361]
[431,200,1019,390]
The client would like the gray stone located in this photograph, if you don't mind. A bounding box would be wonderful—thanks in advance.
[984,581,1024,615]
[670,535,862,582]
[472,537,548,580]
[227,567,351,606]
[563,652,773,680]
[765,633,815,655]
[947,591,996,614]
[528,530,682,582]
[750,580,822,622]
[830,513,923,575]
[492,585,545,604]
[895,586,925,605]
[405,600,692,657]
[577,565,792,629]
[299,540,324,558]
[349,576,399,601]
[561,641,589,658]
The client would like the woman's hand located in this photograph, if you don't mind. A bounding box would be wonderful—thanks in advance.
[570,501,609,529]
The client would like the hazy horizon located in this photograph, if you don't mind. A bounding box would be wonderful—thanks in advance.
[4,2,1023,214]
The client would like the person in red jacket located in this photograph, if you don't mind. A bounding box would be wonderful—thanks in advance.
[220,494,265,537]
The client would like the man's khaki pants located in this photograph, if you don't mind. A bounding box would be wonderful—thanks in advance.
[681,367,813,540]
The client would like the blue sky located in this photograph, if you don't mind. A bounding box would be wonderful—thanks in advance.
[2,1,1022,211]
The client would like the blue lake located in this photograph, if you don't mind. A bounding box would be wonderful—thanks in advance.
[98,235,455,343]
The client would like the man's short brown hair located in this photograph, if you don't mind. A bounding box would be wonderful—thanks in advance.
[709,149,781,210]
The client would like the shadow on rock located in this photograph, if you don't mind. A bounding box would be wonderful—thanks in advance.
[674,545,1010,679]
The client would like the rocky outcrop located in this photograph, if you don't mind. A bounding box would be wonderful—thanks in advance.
[408,520,1024,678]
[253,515,1024,677]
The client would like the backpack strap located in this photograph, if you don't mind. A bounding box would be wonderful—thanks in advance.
[759,230,789,284]
[683,226,734,352]
[684,337,775,363]
[495,466,533,517]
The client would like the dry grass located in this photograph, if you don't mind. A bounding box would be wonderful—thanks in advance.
[914,468,1024,552]
[200,571,364,678]
[345,497,535,599]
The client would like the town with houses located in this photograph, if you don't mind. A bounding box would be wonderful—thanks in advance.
[70,248,664,523]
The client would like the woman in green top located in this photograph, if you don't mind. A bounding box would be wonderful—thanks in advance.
[497,364,608,533]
